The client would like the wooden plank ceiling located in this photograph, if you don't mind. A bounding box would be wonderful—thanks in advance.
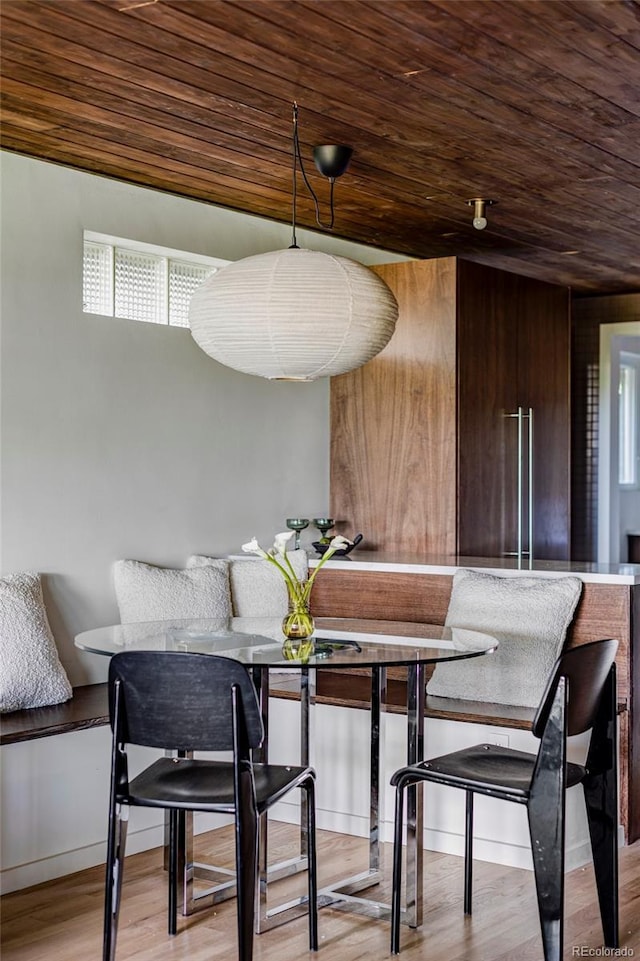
[2,0,639,294]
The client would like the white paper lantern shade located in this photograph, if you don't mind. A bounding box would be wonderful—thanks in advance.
[188,248,398,381]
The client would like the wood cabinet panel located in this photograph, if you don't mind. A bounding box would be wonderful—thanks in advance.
[331,258,458,554]
[517,278,571,558]
[331,257,570,562]
[311,569,453,623]
[457,261,519,557]
[457,261,571,559]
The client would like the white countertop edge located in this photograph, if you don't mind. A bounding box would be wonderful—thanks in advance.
[308,557,640,585]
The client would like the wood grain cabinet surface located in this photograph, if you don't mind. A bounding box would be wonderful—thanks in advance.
[330,257,571,560]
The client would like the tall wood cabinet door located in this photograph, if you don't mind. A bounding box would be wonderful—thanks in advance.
[457,262,520,557]
[457,263,570,561]
[330,258,458,555]
[517,280,571,559]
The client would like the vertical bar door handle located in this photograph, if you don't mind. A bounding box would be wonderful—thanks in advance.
[517,406,524,562]
[528,407,534,565]
[503,410,524,559]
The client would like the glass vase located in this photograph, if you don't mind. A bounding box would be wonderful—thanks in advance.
[281,594,315,662]
[282,597,315,640]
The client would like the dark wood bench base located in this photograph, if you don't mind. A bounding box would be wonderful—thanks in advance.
[0,684,109,746]
[3,673,623,744]
[270,669,625,732]
[269,670,538,730]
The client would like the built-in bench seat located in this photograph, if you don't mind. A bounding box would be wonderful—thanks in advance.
[270,667,627,730]
[0,673,536,751]
[0,683,109,746]
[1,671,624,749]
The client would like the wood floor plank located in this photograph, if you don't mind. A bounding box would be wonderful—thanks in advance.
[1,823,639,960]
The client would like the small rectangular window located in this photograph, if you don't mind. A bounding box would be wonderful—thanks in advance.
[82,232,227,327]
[619,355,639,487]
[83,241,113,315]
[169,260,212,328]
[115,247,166,324]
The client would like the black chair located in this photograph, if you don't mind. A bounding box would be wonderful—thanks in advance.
[390,638,619,960]
[103,651,318,961]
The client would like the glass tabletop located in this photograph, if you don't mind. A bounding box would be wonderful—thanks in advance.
[75,616,497,668]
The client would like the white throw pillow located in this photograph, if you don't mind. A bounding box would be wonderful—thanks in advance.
[0,572,73,713]
[188,551,308,617]
[426,569,583,708]
[113,559,231,624]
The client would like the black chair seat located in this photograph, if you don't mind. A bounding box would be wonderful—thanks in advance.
[407,743,586,798]
[128,757,313,814]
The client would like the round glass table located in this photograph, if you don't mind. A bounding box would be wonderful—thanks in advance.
[76,616,497,930]
[76,615,496,668]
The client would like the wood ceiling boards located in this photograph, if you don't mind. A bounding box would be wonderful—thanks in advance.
[1,0,639,294]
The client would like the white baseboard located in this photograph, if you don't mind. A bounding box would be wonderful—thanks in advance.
[1,823,163,895]
[2,804,619,895]
[272,799,609,873]
[1,814,233,895]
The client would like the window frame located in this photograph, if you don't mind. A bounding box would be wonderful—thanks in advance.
[619,351,640,489]
[82,231,228,327]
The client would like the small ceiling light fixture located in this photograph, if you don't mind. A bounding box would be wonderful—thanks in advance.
[466,198,497,230]
[189,104,398,381]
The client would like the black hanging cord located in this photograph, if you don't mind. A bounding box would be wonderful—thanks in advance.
[290,102,299,248]
[290,102,336,248]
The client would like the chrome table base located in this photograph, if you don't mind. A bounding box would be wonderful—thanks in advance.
[172,661,426,931]
[314,663,425,928]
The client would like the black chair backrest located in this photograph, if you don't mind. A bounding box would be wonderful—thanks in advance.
[108,651,264,752]
[532,638,618,739]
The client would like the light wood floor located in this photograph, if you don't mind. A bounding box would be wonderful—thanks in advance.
[2,824,639,961]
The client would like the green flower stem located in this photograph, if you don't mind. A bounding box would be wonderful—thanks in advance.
[256,542,341,610]
[283,549,301,588]
[262,553,302,600]
[300,546,338,604]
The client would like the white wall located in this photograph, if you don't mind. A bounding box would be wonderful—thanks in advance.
[0,152,405,686]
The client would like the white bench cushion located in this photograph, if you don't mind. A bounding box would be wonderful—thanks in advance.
[188,551,308,617]
[113,559,231,624]
[427,569,583,708]
[0,572,72,713]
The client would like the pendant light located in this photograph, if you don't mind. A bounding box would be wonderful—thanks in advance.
[189,104,398,381]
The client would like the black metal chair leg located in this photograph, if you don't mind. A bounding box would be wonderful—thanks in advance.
[103,804,128,961]
[584,665,619,948]
[168,809,178,936]
[527,680,567,961]
[390,779,407,955]
[304,777,319,951]
[528,797,564,961]
[103,807,117,961]
[584,772,619,948]
[464,791,474,915]
[236,768,258,961]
